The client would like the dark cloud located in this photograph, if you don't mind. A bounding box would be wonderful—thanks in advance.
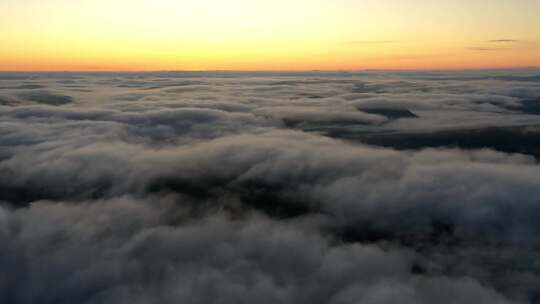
[324,125,540,159]
[0,198,522,304]
[1,70,540,303]
[18,90,74,105]
[357,108,418,119]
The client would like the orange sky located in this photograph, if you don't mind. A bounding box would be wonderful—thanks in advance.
[1,0,539,71]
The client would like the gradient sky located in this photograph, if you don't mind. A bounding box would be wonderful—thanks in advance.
[1,0,539,71]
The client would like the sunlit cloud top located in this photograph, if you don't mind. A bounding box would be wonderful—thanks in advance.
[1,0,539,71]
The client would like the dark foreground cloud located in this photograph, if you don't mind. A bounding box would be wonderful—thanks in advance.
[0,198,521,304]
[1,70,540,303]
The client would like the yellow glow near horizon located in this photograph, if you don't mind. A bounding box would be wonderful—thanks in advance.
[1,0,539,71]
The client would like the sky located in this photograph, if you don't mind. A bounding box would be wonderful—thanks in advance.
[1,0,539,71]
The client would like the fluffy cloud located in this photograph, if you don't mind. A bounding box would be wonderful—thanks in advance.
[0,198,520,304]
[1,70,540,303]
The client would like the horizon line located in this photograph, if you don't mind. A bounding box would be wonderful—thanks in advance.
[1,66,540,74]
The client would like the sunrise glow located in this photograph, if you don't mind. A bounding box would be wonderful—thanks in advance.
[1,0,539,71]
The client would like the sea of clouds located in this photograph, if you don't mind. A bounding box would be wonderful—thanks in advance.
[1,70,540,303]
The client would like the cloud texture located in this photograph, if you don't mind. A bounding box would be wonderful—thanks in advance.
[1,70,540,303]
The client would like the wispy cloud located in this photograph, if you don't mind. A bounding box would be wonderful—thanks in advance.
[369,54,442,61]
[468,47,509,51]
[344,40,404,45]
[488,39,520,43]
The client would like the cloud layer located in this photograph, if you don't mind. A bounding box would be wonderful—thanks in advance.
[1,70,540,303]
